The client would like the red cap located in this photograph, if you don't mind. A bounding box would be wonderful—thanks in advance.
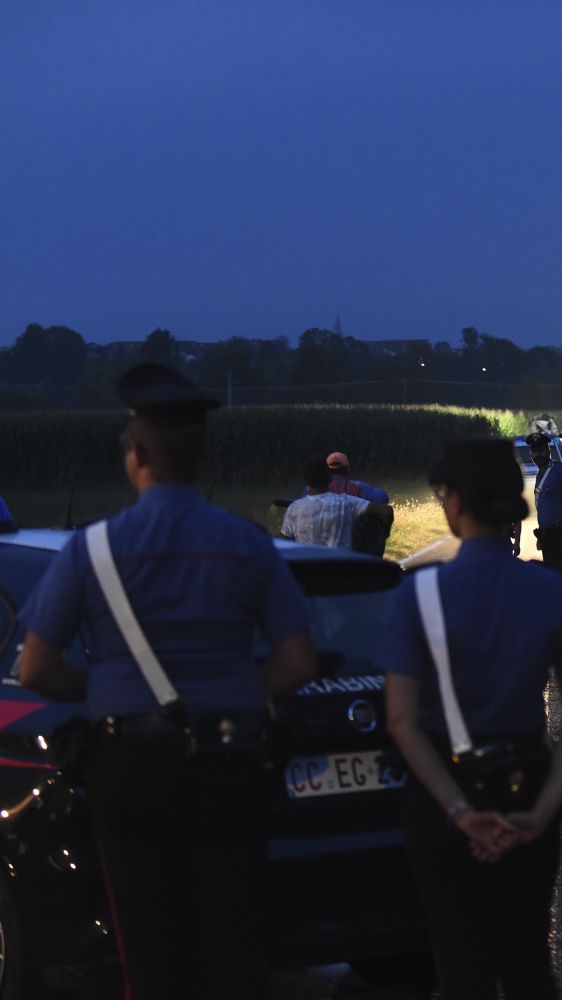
[326,452,349,468]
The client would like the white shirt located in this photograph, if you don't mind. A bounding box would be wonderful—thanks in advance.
[281,492,370,549]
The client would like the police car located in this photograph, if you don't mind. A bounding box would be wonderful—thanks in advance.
[513,433,562,478]
[0,528,433,998]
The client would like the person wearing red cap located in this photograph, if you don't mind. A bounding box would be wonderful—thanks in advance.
[282,455,387,551]
[324,452,393,553]
[527,431,562,568]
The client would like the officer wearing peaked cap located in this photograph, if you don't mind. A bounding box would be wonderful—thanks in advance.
[117,360,221,413]
[18,363,317,1000]
[380,437,562,1000]
[526,430,562,568]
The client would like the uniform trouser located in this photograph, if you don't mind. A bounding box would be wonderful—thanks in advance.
[401,772,561,1000]
[539,526,562,570]
[86,735,270,1000]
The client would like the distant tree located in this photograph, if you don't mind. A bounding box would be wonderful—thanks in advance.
[291,329,349,384]
[0,323,87,390]
[187,337,266,392]
[140,329,180,366]
[478,334,525,380]
[461,327,480,351]
[333,315,343,336]
[525,346,562,383]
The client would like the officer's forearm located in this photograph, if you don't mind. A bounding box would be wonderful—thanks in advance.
[365,502,394,527]
[18,632,88,702]
[263,630,317,700]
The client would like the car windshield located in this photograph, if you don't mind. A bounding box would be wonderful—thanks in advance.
[253,586,396,676]
[516,444,533,463]
[307,589,395,674]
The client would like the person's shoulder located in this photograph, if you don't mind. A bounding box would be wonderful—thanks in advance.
[354,479,389,501]
[206,502,278,547]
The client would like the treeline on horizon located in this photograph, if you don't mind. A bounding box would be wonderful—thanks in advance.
[0,322,561,411]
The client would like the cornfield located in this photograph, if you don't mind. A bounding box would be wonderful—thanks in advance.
[0,404,527,490]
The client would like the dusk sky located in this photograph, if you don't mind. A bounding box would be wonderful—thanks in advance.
[2,2,562,350]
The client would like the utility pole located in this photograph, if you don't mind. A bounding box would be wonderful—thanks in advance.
[226,371,233,407]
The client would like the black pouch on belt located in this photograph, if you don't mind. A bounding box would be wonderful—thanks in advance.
[48,716,96,787]
[451,738,552,813]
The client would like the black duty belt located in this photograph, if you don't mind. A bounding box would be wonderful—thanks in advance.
[96,710,267,754]
[537,522,562,536]
[428,731,547,756]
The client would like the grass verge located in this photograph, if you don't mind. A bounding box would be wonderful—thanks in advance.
[3,477,449,564]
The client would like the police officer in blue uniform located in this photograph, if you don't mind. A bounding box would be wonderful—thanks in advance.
[381,438,562,1000]
[527,430,562,568]
[18,363,317,1000]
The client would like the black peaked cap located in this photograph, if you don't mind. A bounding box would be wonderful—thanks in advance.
[117,363,221,414]
[429,437,523,495]
[525,431,550,447]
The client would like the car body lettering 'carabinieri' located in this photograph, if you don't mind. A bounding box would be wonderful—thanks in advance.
[296,674,386,696]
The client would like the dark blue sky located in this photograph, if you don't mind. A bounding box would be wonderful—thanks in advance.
[2,2,561,349]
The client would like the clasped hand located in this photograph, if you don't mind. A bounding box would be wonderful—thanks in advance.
[456,810,516,863]
[458,807,545,863]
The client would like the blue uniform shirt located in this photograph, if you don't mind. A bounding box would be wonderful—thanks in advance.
[303,477,389,504]
[19,485,311,719]
[535,461,562,528]
[376,536,562,735]
[331,476,389,504]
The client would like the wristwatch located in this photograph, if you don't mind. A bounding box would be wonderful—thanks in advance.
[447,799,471,821]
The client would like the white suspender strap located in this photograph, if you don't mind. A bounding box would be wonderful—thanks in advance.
[534,464,553,509]
[85,520,180,708]
[414,567,473,755]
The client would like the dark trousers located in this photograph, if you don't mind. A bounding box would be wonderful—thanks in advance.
[402,773,561,1000]
[537,524,562,570]
[86,735,270,1000]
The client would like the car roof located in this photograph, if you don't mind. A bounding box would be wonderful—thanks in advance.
[0,528,390,563]
[273,537,387,564]
[0,527,72,553]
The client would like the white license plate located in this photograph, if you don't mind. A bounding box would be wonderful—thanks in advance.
[285,750,405,800]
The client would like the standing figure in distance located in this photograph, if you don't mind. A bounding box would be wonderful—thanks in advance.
[528,431,562,569]
[18,363,317,1000]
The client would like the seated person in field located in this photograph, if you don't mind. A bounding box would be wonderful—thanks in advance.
[0,495,16,534]
[281,455,385,550]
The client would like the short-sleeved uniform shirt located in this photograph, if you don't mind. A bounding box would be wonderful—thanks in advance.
[19,485,311,720]
[281,492,370,549]
[329,475,389,504]
[535,461,562,528]
[376,536,562,735]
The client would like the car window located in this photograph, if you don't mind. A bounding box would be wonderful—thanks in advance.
[254,558,400,675]
[515,444,533,464]
[306,589,396,672]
